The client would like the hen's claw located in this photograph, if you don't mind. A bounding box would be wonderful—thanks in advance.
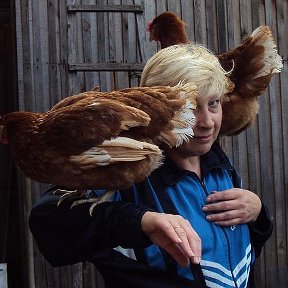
[70,190,115,216]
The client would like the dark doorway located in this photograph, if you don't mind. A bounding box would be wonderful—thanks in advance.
[0,0,24,287]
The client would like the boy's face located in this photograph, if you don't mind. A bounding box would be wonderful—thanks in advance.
[174,93,222,157]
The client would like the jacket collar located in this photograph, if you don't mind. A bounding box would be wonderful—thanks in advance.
[158,142,234,186]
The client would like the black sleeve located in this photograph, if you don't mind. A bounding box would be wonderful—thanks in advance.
[29,186,152,267]
[249,203,273,257]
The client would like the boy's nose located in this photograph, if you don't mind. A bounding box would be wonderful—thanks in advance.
[196,110,214,128]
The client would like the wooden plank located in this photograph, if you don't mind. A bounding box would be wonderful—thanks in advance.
[241,0,258,191]
[226,0,241,47]
[205,0,218,53]
[23,178,36,288]
[262,2,284,286]
[167,0,180,15]
[275,5,288,280]
[18,0,36,111]
[58,0,70,98]
[110,0,127,90]
[68,62,144,71]
[216,0,228,54]
[125,0,140,87]
[82,262,97,288]
[32,0,51,111]
[96,0,108,91]
[257,0,266,25]
[47,0,62,106]
[15,0,25,105]
[135,0,151,61]
[116,0,131,89]
[67,3,144,12]
[155,0,167,15]
[180,0,193,43]
[256,85,277,288]
[265,2,287,286]
[239,0,252,34]
[85,0,101,92]
[237,0,255,189]
[193,0,207,45]
[251,0,261,27]
[67,0,85,95]
[224,0,243,177]
[81,0,97,91]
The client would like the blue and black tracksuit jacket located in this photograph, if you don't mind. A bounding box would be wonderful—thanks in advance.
[29,142,273,288]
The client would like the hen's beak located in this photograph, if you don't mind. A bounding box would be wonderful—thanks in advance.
[146,21,152,32]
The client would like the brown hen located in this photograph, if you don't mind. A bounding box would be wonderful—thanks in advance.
[147,12,283,136]
[147,12,189,48]
[0,85,196,207]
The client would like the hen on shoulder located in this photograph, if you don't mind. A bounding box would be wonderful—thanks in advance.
[218,26,282,135]
[0,84,196,212]
[147,12,283,136]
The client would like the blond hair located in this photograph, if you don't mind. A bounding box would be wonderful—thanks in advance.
[140,44,233,99]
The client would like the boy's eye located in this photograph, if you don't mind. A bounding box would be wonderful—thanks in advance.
[209,99,220,109]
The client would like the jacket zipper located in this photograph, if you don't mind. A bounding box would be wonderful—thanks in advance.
[200,178,239,288]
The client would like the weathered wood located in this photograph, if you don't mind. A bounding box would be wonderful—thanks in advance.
[68,62,145,71]
[135,0,150,61]
[205,0,218,53]
[276,6,288,278]
[193,0,207,45]
[124,0,140,87]
[8,0,288,287]
[180,1,193,43]
[67,4,144,13]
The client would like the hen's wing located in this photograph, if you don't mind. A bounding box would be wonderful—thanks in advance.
[2,85,196,191]
[38,95,151,155]
[219,26,282,136]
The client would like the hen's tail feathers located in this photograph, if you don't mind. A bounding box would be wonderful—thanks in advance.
[219,26,282,137]
[250,26,283,79]
[219,26,282,99]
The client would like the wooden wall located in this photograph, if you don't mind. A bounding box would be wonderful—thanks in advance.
[9,0,288,287]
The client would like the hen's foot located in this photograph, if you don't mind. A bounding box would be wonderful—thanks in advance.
[53,189,84,206]
[70,191,115,216]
